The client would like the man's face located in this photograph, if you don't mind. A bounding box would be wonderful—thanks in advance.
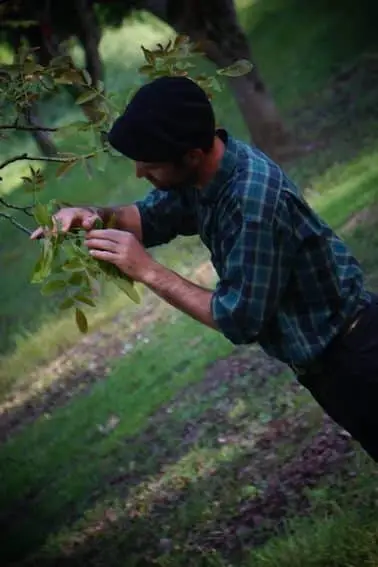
[135,150,204,191]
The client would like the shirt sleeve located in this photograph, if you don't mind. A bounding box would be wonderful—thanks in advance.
[134,188,198,248]
[210,198,296,344]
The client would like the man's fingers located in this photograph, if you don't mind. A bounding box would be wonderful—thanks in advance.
[82,214,100,230]
[30,215,71,240]
[85,238,117,252]
[89,249,116,262]
[30,227,43,240]
[85,229,123,242]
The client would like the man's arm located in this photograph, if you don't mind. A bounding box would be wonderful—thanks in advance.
[143,260,218,331]
[85,227,218,330]
[95,188,197,248]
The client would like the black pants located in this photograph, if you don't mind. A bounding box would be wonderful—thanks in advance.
[297,293,378,462]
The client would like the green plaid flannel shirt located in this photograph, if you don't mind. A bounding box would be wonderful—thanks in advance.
[134,129,371,366]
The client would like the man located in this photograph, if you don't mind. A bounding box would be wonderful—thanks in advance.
[32,76,378,462]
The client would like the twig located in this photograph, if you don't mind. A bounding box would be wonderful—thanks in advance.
[0,152,95,171]
[0,212,33,235]
[0,124,58,132]
[0,197,33,216]
[0,153,28,170]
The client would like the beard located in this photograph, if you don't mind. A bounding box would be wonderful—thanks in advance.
[150,164,201,192]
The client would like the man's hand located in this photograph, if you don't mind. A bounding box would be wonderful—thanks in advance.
[86,228,219,333]
[30,207,100,240]
[85,228,153,282]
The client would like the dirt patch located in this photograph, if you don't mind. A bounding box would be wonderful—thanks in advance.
[205,415,355,557]
[340,203,378,235]
[0,296,164,443]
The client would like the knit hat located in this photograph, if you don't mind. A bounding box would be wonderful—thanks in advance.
[107,75,215,162]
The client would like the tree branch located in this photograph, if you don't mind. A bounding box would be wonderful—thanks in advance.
[0,124,58,132]
[0,152,95,171]
[0,153,28,170]
[0,197,33,216]
[0,212,33,235]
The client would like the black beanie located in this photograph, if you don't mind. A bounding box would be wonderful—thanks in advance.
[107,76,216,162]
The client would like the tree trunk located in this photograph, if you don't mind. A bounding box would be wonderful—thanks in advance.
[10,25,59,156]
[26,106,58,156]
[163,0,290,162]
[74,0,104,88]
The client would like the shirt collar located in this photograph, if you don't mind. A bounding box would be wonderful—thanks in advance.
[199,128,239,203]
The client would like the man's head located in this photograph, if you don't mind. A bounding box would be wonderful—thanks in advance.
[107,76,216,190]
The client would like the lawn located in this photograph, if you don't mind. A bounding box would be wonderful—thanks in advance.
[1,0,378,565]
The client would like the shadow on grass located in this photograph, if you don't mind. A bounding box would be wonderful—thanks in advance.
[17,410,363,567]
[0,348,288,565]
[2,341,371,567]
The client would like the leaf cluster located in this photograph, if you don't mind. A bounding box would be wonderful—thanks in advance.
[31,209,140,333]
[138,35,253,98]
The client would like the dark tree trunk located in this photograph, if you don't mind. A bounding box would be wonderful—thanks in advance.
[10,25,59,156]
[74,0,104,88]
[7,0,104,156]
[163,0,290,162]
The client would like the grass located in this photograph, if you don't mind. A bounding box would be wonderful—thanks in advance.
[1,0,378,565]
[0,310,234,564]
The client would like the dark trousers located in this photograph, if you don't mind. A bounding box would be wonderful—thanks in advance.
[297,293,378,462]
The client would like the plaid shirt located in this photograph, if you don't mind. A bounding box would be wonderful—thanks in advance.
[135,129,371,366]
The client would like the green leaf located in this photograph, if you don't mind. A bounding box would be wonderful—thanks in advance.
[76,90,98,105]
[93,111,108,128]
[97,260,119,279]
[85,273,102,296]
[95,150,109,172]
[216,59,253,77]
[139,64,154,75]
[54,70,85,85]
[59,297,75,310]
[75,307,88,333]
[93,218,104,229]
[31,240,53,283]
[82,158,93,180]
[33,202,53,229]
[141,46,155,65]
[31,255,46,284]
[82,69,92,86]
[208,76,222,92]
[55,160,77,179]
[114,277,141,304]
[41,278,67,296]
[69,272,85,286]
[175,61,196,71]
[50,55,72,69]
[106,213,117,229]
[75,294,96,307]
[23,61,44,75]
[62,259,85,272]
[58,121,91,135]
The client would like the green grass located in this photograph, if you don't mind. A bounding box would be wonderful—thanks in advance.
[0,312,233,564]
[1,0,378,565]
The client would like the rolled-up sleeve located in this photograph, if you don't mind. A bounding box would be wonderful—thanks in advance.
[134,189,197,248]
[211,202,294,344]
